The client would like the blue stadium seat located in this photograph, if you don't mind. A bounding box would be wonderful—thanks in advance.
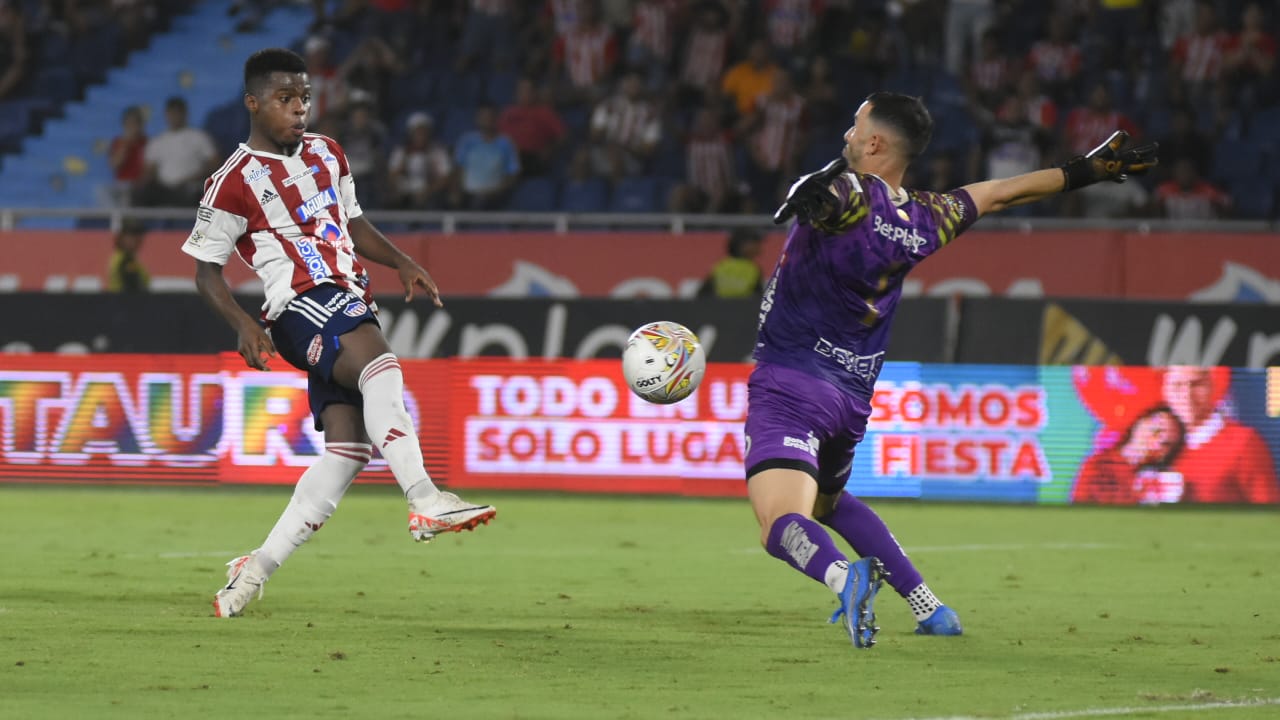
[649,137,685,180]
[438,70,486,108]
[1229,180,1275,220]
[438,105,475,147]
[204,98,250,156]
[484,71,519,107]
[0,101,31,153]
[561,106,590,135]
[508,177,559,211]
[34,67,78,105]
[389,72,436,115]
[1212,139,1262,185]
[561,177,609,213]
[608,176,659,213]
[1247,107,1280,144]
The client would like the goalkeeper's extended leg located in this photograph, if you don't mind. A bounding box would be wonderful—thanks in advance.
[817,491,963,636]
[751,468,884,648]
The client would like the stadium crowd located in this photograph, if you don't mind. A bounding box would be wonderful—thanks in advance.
[2,0,1278,220]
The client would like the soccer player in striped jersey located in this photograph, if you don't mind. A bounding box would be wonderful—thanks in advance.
[749,93,1157,648]
[185,48,497,618]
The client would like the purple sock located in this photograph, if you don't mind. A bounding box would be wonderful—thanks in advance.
[817,493,924,597]
[764,513,848,587]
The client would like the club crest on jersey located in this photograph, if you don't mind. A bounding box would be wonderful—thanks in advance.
[316,220,343,245]
[343,300,368,318]
[243,166,273,184]
[292,238,331,282]
[306,334,324,366]
[308,138,335,161]
[283,164,321,187]
[295,187,339,222]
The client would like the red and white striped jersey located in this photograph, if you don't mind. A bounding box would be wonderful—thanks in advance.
[554,25,619,88]
[591,95,661,150]
[687,132,734,200]
[1172,31,1229,83]
[764,0,823,50]
[679,27,729,88]
[1064,108,1139,155]
[632,0,678,58]
[181,134,370,321]
[750,93,806,172]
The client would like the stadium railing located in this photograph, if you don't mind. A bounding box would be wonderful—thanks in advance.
[0,207,1274,234]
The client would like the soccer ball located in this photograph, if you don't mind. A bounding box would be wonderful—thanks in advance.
[621,321,706,405]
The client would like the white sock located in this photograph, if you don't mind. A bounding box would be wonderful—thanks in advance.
[256,443,369,577]
[357,353,439,502]
[823,559,850,594]
[906,583,943,621]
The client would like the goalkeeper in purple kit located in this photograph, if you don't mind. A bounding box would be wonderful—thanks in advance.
[746,92,1156,648]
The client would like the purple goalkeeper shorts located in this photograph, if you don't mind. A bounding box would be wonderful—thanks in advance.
[743,362,872,494]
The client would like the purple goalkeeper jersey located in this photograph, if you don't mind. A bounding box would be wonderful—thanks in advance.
[754,171,978,401]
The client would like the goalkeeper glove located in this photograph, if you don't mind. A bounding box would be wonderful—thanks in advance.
[1060,130,1159,191]
[773,156,849,225]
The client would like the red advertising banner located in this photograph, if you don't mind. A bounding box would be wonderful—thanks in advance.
[446,359,749,496]
[2,228,1278,301]
[2,354,1277,504]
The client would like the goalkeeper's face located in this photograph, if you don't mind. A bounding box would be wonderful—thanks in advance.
[841,101,873,171]
[248,72,312,148]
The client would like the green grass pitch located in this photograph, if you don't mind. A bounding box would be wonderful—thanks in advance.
[1,485,1278,719]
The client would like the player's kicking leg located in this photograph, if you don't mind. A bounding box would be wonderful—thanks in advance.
[749,467,885,648]
[815,491,963,636]
[214,404,369,617]
[331,322,495,542]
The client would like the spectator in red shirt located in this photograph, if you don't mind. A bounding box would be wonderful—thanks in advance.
[498,78,567,176]
[676,1,731,105]
[740,69,806,212]
[1064,82,1140,156]
[1155,158,1232,220]
[550,0,618,105]
[668,105,744,213]
[1224,2,1276,99]
[1170,0,1231,100]
[1027,12,1082,102]
[965,29,1012,114]
[584,70,662,180]
[107,105,147,207]
[627,0,684,90]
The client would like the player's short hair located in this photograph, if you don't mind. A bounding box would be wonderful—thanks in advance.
[244,48,308,96]
[865,92,933,160]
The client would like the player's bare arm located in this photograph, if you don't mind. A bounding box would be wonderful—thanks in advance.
[964,130,1158,218]
[194,259,276,370]
[347,216,442,306]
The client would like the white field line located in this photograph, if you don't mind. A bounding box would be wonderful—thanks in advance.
[886,697,1280,720]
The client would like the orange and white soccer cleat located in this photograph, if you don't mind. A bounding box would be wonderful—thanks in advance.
[212,552,268,618]
[407,491,496,542]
